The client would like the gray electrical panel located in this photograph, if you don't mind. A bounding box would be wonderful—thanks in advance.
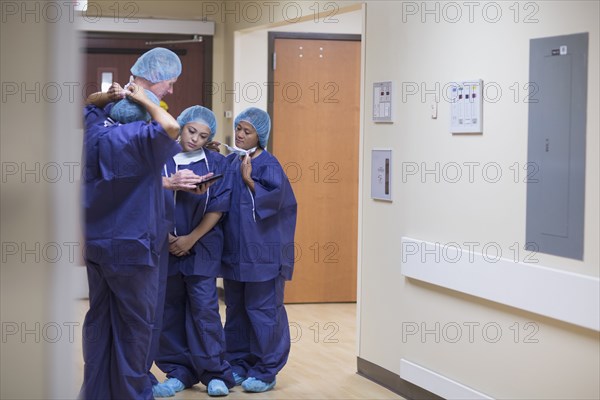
[526,33,588,260]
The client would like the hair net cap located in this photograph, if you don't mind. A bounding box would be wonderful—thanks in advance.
[177,106,217,141]
[109,89,159,124]
[235,107,271,148]
[130,47,182,83]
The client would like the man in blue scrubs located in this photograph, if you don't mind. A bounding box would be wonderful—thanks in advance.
[80,48,184,399]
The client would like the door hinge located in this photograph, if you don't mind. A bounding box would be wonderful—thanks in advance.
[273,52,276,70]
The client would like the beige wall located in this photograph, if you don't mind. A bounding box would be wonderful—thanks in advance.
[2,12,52,400]
[360,1,599,399]
[1,2,83,396]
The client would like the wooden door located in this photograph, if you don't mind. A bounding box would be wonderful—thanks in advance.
[271,36,361,303]
[84,33,212,117]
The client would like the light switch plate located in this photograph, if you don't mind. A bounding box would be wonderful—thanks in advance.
[371,149,392,201]
[373,81,393,123]
[450,80,483,133]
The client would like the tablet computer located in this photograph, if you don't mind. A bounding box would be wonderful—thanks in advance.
[197,173,223,187]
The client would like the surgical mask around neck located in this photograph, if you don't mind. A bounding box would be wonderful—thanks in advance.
[224,143,257,157]
[173,148,205,167]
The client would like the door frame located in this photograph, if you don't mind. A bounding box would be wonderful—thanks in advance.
[84,32,214,109]
[267,32,362,153]
[268,32,363,302]
[78,17,215,108]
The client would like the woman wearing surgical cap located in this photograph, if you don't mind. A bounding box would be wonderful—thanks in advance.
[219,107,298,393]
[80,82,182,400]
[152,106,236,397]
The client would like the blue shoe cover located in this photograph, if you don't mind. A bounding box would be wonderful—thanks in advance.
[164,377,185,393]
[241,377,276,393]
[152,383,175,397]
[208,379,229,397]
[232,372,246,386]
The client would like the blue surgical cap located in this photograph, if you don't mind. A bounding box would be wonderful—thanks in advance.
[177,106,217,141]
[234,107,271,148]
[130,47,182,83]
[109,89,159,124]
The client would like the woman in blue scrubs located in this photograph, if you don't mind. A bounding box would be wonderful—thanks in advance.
[80,82,182,400]
[220,107,298,393]
[153,106,236,397]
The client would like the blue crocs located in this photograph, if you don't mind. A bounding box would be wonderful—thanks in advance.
[152,383,175,398]
[207,379,229,397]
[241,377,276,393]
[232,372,246,386]
[163,377,185,393]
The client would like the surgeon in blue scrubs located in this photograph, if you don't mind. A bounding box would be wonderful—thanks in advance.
[153,106,236,397]
[79,69,183,399]
[220,107,298,393]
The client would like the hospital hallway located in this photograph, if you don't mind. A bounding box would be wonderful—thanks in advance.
[75,300,405,400]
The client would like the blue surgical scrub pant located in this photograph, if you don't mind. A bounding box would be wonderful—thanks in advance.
[80,260,158,400]
[146,240,170,386]
[156,273,235,388]
[223,276,290,383]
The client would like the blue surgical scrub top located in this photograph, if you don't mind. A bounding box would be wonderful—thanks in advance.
[83,104,181,268]
[220,151,297,282]
[163,150,231,277]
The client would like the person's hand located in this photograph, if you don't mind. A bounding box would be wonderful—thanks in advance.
[107,82,126,102]
[191,172,218,195]
[241,154,253,187]
[205,141,222,152]
[124,82,148,104]
[169,234,195,257]
[165,169,204,191]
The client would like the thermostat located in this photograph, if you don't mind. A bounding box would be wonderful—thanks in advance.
[373,81,393,123]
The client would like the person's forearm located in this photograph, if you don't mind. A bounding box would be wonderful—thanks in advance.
[85,91,112,108]
[145,101,180,140]
[244,179,255,192]
[162,176,172,190]
[189,212,222,243]
[86,82,124,107]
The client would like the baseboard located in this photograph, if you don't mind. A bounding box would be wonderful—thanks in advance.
[357,357,444,400]
[400,359,493,399]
